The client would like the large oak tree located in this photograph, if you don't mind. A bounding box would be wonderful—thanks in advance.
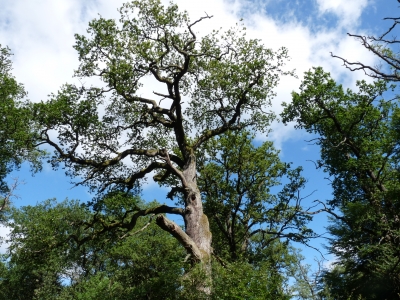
[31,0,291,293]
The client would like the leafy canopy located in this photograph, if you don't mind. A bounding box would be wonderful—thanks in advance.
[282,67,400,298]
[198,131,314,261]
[0,46,42,200]
[32,0,291,194]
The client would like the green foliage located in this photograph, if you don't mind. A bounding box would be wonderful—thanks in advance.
[0,199,88,299]
[0,197,186,299]
[198,130,314,261]
[212,259,290,300]
[32,0,291,193]
[282,67,400,298]
[0,45,43,197]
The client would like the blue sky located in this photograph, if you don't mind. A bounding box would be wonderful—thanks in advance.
[0,0,397,267]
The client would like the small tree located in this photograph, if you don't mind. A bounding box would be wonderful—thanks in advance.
[0,197,186,300]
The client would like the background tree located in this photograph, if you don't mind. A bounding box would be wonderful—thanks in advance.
[0,196,186,300]
[282,67,400,298]
[331,0,400,81]
[31,0,291,293]
[0,192,308,300]
[0,46,42,211]
[197,130,315,299]
[199,131,313,263]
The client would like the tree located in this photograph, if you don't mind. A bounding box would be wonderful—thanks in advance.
[0,46,42,211]
[31,0,291,293]
[281,67,400,298]
[198,130,315,299]
[331,0,400,81]
[0,193,306,300]
[198,130,314,261]
[0,197,186,300]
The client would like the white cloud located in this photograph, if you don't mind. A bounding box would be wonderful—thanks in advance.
[0,224,10,254]
[0,0,377,149]
[323,255,338,270]
[316,0,370,28]
[0,0,126,102]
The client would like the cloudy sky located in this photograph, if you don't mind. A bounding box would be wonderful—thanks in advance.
[0,0,387,146]
[0,0,397,260]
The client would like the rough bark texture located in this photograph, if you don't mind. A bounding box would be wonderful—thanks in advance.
[181,153,212,295]
[155,215,203,262]
[182,154,212,261]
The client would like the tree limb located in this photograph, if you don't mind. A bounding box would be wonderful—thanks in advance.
[156,214,203,262]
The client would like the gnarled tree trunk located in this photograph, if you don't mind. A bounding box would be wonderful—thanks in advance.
[183,153,212,294]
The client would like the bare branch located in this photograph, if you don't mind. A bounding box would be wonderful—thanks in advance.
[156,214,202,262]
[119,218,153,239]
[70,204,184,247]
[331,31,400,81]
[187,14,213,42]
[160,149,188,187]
[0,178,22,212]
[305,200,349,225]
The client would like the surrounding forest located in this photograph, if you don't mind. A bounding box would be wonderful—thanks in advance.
[1,0,400,299]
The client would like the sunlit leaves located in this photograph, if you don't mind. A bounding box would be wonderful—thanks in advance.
[198,131,313,261]
[0,45,43,196]
[282,67,400,297]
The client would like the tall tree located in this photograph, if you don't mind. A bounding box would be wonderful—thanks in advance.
[0,46,42,210]
[281,67,400,298]
[31,0,291,293]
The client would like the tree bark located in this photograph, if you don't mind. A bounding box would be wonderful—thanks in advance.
[182,152,212,294]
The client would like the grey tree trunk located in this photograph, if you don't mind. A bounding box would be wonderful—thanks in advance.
[183,153,212,294]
